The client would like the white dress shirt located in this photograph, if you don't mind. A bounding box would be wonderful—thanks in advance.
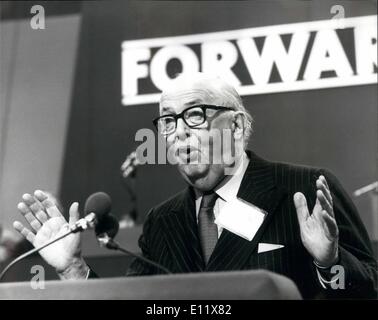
[195,152,250,238]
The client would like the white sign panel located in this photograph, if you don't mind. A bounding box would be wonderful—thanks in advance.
[121,15,377,106]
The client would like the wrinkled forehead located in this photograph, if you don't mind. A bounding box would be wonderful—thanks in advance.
[159,77,223,115]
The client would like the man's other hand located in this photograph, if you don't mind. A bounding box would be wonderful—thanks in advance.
[294,175,339,268]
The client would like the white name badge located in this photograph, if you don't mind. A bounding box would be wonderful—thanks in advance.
[215,198,266,241]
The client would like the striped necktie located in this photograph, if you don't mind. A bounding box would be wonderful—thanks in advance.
[198,192,219,265]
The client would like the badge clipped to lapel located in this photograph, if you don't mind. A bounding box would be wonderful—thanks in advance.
[215,198,266,241]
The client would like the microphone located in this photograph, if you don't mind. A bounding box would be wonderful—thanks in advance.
[87,193,171,274]
[120,151,141,178]
[83,191,119,239]
[83,192,118,237]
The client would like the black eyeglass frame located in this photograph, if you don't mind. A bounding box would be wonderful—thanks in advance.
[152,105,234,135]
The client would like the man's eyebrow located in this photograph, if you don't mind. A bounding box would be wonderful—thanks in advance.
[161,99,203,113]
[185,99,202,106]
[161,106,174,114]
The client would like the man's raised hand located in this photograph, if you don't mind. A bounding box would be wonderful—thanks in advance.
[14,190,88,279]
[294,175,339,268]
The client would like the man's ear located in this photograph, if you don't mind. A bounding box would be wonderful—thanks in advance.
[232,111,245,140]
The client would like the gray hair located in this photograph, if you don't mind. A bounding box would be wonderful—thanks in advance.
[160,72,254,146]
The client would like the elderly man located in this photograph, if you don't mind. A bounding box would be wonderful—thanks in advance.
[14,73,377,299]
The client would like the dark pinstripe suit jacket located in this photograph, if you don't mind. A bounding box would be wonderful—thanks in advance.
[99,151,378,299]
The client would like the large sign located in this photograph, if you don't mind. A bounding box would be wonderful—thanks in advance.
[122,15,377,105]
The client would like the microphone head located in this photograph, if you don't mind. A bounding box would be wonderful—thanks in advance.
[84,192,119,238]
[84,192,112,219]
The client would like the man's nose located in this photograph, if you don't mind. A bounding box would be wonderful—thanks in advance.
[175,118,190,140]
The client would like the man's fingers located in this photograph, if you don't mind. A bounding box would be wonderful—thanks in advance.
[33,190,48,202]
[34,190,63,218]
[294,192,310,226]
[316,178,333,206]
[17,201,42,232]
[13,221,36,243]
[21,193,49,223]
[68,202,80,225]
[319,175,330,191]
[321,210,339,238]
[317,190,334,217]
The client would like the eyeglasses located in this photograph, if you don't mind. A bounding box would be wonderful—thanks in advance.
[153,105,234,135]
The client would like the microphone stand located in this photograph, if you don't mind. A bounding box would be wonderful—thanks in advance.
[97,233,172,274]
[120,151,141,224]
[120,172,138,224]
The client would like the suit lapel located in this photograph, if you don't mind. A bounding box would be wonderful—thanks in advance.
[206,151,287,271]
[161,188,205,273]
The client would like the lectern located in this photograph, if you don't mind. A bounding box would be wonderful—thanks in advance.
[0,269,301,299]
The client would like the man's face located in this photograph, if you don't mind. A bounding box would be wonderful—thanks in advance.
[160,87,236,191]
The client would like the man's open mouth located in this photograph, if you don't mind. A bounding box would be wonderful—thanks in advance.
[176,146,200,163]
